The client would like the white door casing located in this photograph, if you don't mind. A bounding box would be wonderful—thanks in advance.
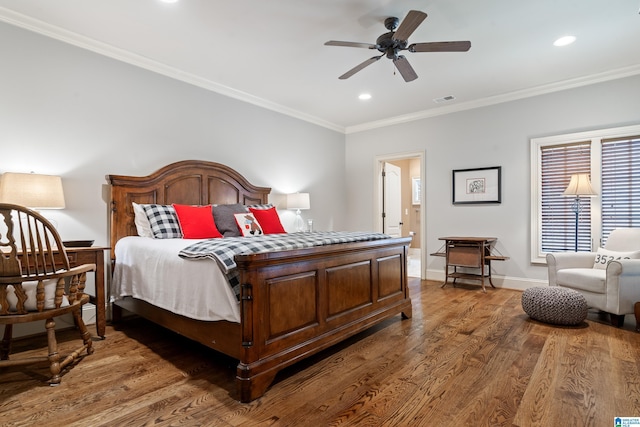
[374,152,425,280]
[383,162,402,237]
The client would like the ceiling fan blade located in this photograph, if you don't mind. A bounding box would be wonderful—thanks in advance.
[393,10,428,41]
[408,41,471,52]
[393,55,418,82]
[325,40,377,49]
[338,55,383,80]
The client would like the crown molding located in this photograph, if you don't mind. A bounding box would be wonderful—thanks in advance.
[345,64,640,134]
[0,7,345,134]
[3,7,638,136]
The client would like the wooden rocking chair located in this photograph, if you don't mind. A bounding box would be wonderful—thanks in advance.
[0,203,95,384]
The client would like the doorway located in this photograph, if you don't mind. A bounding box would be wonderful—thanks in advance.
[374,152,425,279]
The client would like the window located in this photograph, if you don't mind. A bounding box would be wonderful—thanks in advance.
[601,137,640,235]
[540,142,592,252]
[531,124,640,263]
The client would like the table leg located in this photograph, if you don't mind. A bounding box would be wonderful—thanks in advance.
[441,263,449,288]
[487,261,496,289]
[94,254,106,339]
[480,245,486,292]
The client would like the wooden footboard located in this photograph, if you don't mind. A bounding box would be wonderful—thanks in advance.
[235,236,412,402]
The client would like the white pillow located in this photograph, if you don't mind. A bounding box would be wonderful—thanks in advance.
[132,202,153,238]
[593,247,640,269]
[5,278,70,311]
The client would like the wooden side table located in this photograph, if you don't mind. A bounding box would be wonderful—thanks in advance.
[435,237,508,292]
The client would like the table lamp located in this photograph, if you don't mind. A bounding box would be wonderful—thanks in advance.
[286,192,310,232]
[0,172,65,209]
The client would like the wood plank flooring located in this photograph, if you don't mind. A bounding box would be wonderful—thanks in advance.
[1,279,639,426]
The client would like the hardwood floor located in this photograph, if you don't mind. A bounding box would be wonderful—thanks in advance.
[1,279,639,426]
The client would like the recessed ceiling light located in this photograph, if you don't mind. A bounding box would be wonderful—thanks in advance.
[553,36,576,47]
[359,93,372,100]
[433,95,456,104]
[159,0,179,3]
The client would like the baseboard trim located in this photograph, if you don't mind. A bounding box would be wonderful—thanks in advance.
[424,269,548,292]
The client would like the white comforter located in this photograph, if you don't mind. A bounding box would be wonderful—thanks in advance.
[111,237,240,323]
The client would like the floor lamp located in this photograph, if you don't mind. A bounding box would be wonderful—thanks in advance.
[562,173,597,252]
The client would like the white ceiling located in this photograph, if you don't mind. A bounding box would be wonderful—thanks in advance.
[1,0,639,133]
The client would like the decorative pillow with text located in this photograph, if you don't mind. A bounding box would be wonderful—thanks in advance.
[593,247,640,269]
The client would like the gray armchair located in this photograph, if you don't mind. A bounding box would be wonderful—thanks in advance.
[546,228,640,327]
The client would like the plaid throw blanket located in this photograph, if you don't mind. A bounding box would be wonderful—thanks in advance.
[179,231,391,297]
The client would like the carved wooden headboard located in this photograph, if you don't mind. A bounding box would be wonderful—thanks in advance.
[106,160,271,260]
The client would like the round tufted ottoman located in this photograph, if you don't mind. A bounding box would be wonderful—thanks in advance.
[521,287,588,326]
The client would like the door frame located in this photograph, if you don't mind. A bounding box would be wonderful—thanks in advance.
[374,151,426,279]
[382,161,402,237]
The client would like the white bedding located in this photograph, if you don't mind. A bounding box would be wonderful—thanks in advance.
[111,236,241,323]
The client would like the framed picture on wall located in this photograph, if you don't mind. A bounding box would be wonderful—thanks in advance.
[452,166,502,204]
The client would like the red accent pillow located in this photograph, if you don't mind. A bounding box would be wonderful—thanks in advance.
[248,207,286,234]
[172,204,223,239]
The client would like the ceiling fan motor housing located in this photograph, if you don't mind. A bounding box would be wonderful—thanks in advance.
[376,31,408,58]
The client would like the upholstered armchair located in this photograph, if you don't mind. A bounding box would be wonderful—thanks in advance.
[546,228,640,327]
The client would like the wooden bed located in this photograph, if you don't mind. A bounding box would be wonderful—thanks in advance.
[107,160,412,402]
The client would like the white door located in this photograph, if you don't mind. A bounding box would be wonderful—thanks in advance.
[383,162,402,237]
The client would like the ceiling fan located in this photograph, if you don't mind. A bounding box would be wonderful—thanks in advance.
[325,10,471,82]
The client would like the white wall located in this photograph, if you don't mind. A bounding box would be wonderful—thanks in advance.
[3,19,640,294]
[346,74,640,288]
[0,22,346,246]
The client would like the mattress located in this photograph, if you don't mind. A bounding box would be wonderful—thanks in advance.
[111,236,240,323]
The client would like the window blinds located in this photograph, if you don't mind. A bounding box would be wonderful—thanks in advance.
[540,142,592,252]
[601,136,640,242]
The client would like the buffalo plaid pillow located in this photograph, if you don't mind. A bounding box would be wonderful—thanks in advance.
[142,204,183,239]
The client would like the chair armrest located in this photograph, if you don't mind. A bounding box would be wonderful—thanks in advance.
[608,259,640,277]
[48,263,97,279]
[65,264,97,275]
[546,252,596,286]
[547,252,596,269]
[602,259,640,315]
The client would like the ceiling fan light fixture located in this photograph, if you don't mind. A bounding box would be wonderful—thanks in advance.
[553,35,576,47]
[359,93,372,100]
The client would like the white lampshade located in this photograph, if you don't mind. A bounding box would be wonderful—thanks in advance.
[286,192,310,210]
[562,174,597,197]
[0,172,66,209]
